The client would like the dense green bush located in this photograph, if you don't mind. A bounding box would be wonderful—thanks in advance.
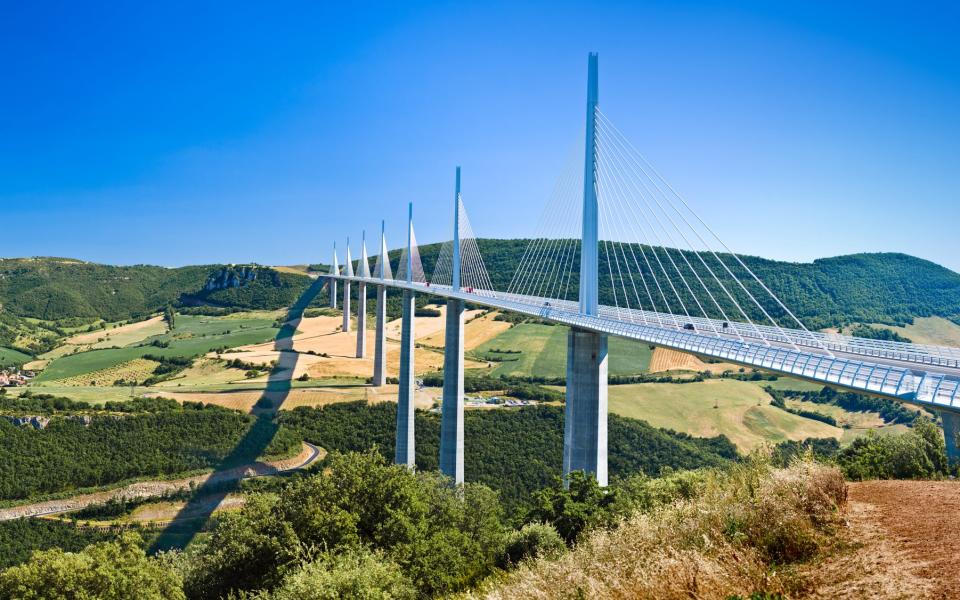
[178,451,505,599]
[498,522,566,567]
[837,417,950,480]
[244,549,416,600]
[0,533,184,600]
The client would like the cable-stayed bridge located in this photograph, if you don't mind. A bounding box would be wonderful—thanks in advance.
[325,53,960,486]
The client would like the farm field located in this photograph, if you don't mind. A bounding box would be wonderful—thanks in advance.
[785,397,909,443]
[0,347,31,367]
[869,316,960,347]
[472,322,652,378]
[144,383,438,412]
[35,313,279,382]
[66,315,169,349]
[607,379,842,451]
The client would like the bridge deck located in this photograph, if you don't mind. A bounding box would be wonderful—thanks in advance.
[329,274,960,414]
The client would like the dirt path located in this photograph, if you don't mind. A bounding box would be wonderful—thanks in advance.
[805,479,960,599]
[0,442,323,522]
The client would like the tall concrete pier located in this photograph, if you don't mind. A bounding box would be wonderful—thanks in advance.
[356,233,370,358]
[342,239,353,333]
[395,203,417,468]
[564,329,608,486]
[356,283,367,357]
[440,167,466,484]
[563,52,609,487]
[373,222,389,387]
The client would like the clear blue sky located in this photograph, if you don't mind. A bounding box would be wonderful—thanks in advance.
[2,1,958,271]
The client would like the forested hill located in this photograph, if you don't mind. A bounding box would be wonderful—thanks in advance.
[4,243,959,334]
[373,240,960,330]
[0,258,311,322]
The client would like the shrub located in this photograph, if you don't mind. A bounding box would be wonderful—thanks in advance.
[499,522,565,567]
[246,549,415,600]
[838,416,949,480]
[181,451,506,599]
[0,533,184,600]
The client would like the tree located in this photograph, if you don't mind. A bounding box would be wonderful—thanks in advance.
[181,451,506,599]
[164,304,176,329]
[0,533,184,600]
[525,471,618,543]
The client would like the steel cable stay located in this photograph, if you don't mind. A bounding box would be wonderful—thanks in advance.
[597,120,743,342]
[597,109,831,356]
[598,112,790,349]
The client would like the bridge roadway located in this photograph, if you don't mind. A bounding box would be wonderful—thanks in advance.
[329,273,960,415]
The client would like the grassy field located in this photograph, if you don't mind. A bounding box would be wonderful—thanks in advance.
[0,347,32,367]
[68,315,170,349]
[36,314,279,382]
[869,316,960,347]
[472,323,652,378]
[607,379,842,451]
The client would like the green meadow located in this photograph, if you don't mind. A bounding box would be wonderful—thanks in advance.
[0,348,32,368]
[36,314,279,382]
[472,322,652,378]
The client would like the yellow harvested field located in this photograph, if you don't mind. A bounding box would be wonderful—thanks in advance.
[272,265,311,275]
[647,347,740,374]
[67,315,168,348]
[419,310,510,350]
[57,358,162,387]
[225,311,483,380]
[149,384,437,412]
[385,306,456,341]
[152,358,249,388]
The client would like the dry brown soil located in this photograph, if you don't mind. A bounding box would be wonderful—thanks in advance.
[803,479,960,599]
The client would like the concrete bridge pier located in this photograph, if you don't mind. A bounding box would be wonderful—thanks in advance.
[372,285,387,386]
[440,298,465,484]
[943,411,960,463]
[342,281,351,333]
[356,282,367,358]
[395,289,416,468]
[329,278,337,309]
[563,328,608,487]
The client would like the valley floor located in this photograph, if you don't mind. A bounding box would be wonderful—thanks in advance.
[804,479,960,599]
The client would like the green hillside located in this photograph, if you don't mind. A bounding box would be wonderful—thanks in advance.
[0,259,311,356]
[0,259,312,322]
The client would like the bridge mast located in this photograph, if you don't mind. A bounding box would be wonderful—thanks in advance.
[580,52,599,316]
[564,52,609,487]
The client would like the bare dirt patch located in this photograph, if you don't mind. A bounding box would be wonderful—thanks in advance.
[802,479,960,599]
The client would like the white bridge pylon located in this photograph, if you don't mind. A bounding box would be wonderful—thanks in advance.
[326,54,960,483]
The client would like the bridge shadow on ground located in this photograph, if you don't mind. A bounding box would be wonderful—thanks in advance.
[148,278,326,553]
